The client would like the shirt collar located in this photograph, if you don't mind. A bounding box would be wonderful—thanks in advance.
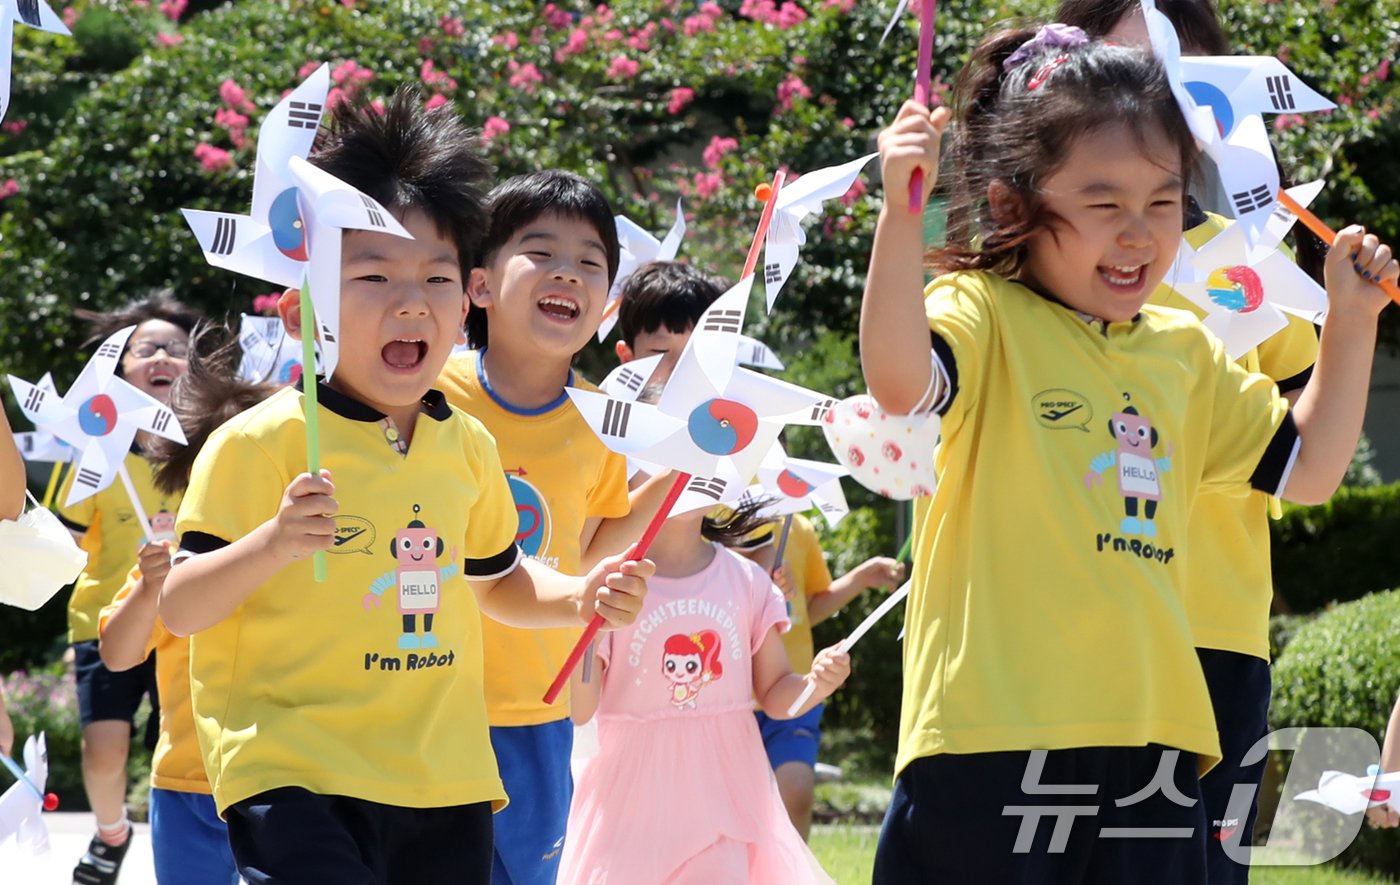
[294,378,452,423]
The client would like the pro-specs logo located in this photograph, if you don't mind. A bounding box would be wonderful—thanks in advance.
[1033,389,1092,432]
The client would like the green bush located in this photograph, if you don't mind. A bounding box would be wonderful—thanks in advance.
[1270,484,1400,614]
[1270,590,1400,876]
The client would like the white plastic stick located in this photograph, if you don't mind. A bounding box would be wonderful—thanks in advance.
[787,581,911,716]
[116,461,155,543]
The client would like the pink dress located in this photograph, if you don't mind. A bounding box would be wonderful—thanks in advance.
[560,545,834,885]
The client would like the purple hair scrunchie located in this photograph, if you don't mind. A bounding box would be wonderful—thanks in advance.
[1003,23,1090,71]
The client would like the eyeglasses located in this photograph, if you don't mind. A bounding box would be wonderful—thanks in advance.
[127,340,190,359]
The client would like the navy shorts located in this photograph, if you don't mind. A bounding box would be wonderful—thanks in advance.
[225,787,493,884]
[1198,647,1272,884]
[490,719,573,885]
[755,703,824,769]
[73,639,159,748]
[874,746,1207,884]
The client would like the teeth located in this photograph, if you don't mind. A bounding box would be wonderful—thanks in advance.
[540,297,578,312]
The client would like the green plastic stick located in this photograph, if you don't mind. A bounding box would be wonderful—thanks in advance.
[300,280,327,583]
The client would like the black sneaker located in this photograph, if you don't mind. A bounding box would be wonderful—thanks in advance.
[73,831,131,885]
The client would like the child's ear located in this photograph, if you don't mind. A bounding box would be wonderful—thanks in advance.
[615,340,635,363]
[466,268,493,309]
[277,288,304,341]
[986,180,1024,227]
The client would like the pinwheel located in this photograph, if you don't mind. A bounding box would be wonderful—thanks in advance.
[0,734,55,854]
[0,0,68,123]
[598,199,686,341]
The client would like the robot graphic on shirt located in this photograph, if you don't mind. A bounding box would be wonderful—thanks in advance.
[662,630,723,710]
[1083,396,1173,537]
[363,505,459,650]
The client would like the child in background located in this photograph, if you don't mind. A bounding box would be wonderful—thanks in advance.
[862,27,1395,883]
[437,170,631,885]
[1054,2,1322,877]
[58,291,202,885]
[1,407,23,521]
[744,513,903,839]
[157,90,651,884]
[562,499,850,885]
[97,340,275,885]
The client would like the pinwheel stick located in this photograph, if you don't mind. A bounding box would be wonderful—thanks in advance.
[1277,190,1400,305]
[787,581,912,716]
[542,171,790,705]
[299,282,328,583]
[116,461,155,544]
[42,461,62,510]
[909,0,937,213]
[0,752,58,811]
[771,513,795,573]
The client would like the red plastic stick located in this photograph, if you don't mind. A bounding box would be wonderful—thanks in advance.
[1276,189,1400,305]
[908,0,937,213]
[541,171,789,704]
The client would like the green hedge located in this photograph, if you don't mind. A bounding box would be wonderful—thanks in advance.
[1270,590,1400,876]
[1270,483,1400,615]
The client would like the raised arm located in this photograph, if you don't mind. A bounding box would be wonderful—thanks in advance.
[1282,227,1396,505]
[470,552,652,631]
[99,549,168,671]
[752,627,850,720]
[861,101,951,414]
[809,557,904,625]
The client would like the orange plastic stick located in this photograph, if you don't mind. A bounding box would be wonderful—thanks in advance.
[1277,189,1400,305]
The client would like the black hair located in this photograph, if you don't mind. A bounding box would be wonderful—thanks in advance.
[466,170,620,350]
[617,260,728,349]
[700,495,779,547]
[931,28,1197,277]
[148,325,279,495]
[311,86,492,275]
[1055,0,1229,54]
[75,289,204,367]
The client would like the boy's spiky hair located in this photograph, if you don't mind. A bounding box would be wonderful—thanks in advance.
[465,170,620,350]
[310,86,493,272]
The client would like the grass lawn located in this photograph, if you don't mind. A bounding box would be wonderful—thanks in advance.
[808,825,1397,885]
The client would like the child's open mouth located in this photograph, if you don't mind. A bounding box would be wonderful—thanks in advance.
[382,338,427,370]
[538,295,581,322]
[1099,264,1145,291]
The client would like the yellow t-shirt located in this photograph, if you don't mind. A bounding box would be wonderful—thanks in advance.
[98,566,208,794]
[1151,213,1318,659]
[58,451,181,643]
[176,383,520,814]
[898,271,1298,778]
[436,352,631,726]
[772,514,833,674]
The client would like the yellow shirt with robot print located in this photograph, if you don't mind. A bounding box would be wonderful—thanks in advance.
[437,352,631,726]
[58,451,181,643]
[176,382,521,814]
[897,271,1298,778]
[1151,212,1318,659]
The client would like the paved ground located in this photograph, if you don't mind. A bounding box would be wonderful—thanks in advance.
[0,813,156,885]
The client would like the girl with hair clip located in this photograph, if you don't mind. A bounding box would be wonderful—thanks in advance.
[1055,1,1329,878]
[58,290,204,885]
[862,23,1396,884]
[560,501,850,884]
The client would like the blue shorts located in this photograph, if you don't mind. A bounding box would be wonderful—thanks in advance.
[755,703,824,770]
[73,639,159,749]
[149,788,238,885]
[490,718,573,885]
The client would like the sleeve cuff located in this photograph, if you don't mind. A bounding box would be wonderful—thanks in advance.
[178,531,231,555]
[929,333,958,416]
[1275,364,1314,395]
[1249,412,1301,497]
[465,543,523,581]
[57,513,89,533]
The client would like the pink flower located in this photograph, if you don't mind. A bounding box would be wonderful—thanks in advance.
[1273,113,1304,132]
[159,0,187,22]
[839,177,867,207]
[1379,59,1391,82]
[683,15,713,36]
[841,116,855,128]
[667,86,695,115]
[332,60,373,87]
[627,23,656,51]
[0,178,19,200]
[3,120,29,135]
[606,56,639,79]
[482,116,512,143]
[62,6,77,27]
[214,107,250,149]
[776,73,811,111]
[776,2,808,28]
[155,32,183,46]
[252,293,281,316]
[507,61,545,94]
[219,79,254,113]
[425,94,449,110]
[369,98,386,115]
[529,27,546,44]
[440,15,465,37]
[418,37,435,55]
[601,28,623,43]
[194,143,234,173]
[298,61,322,79]
[702,135,738,169]
[700,1,723,18]
[563,27,589,56]
[824,0,856,11]
[693,171,724,199]
[594,4,615,25]
[740,0,780,24]
[542,3,572,30]
[492,31,521,49]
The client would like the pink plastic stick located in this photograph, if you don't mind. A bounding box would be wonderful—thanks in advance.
[908,0,937,213]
